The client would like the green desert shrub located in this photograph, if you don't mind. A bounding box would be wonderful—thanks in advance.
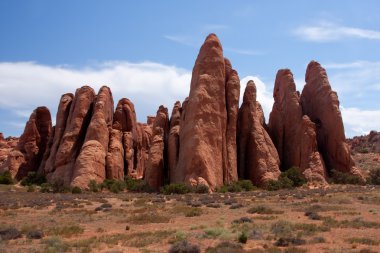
[71,186,82,194]
[238,231,248,244]
[161,183,191,195]
[125,177,152,192]
[367,167,380,185]
[100,179,126,193]
[0,171,14,185]
[331,169,364,185]
[20,171,46,186]
[88,180,100,192]
[218,179,256,193]
[265,167,306,191]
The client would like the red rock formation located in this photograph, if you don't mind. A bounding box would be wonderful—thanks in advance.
[168,101,181,183]
[301,61,363,179]
[176,34,239,189]
[2,107,52,180]
[348,130,380,154]
[145,105,169,190]
[238,81,281,186]
[42,93,74,176]
[268,69,327,183]
[224,58,240,183]
[71,86,114,188]
[50,86,96,184]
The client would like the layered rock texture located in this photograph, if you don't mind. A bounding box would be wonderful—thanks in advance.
[268,69,327,183]
[0,34,363,189]
[238,81,281,186]
[175,34,240,189]
[301,61,362,179]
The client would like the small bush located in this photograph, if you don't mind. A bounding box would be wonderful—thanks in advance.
[100,179,126,193]
[71,186,82,194]
[125,177,152,192]
[281,167,306,187]
[27,185,36,192]
[331,170,364,185]
[347,237,379,246]
[218,180,256,193]
[247,205,284,215]
[238,231,248,244]
[0,171,14,185]
[205,241,243,253]
[185,208,203,217]
[169,240,200,253]
[20,171,46,186]
[367,167,380,185]
[236,180,256,191]
[0,228,22,240]
[304,211,321,220]
[51,180,71,193]
[266,167,306,190]
[88,180,99,192]
[161,183,191,195]
[192,184,209,193]
[40,183,52,193]
[27,230,44,239]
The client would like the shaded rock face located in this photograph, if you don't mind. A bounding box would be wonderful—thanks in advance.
[145,105,169,190]
[238,81,281,186]
[168,101,181,183]
[301,61,362,178]
[49,86,96,185]
[176,34,240,189]
[268,69,327,183]
[41,94,74,176]
[1,107,52,180]
[71,86,114,188]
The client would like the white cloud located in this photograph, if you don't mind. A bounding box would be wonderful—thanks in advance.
[163,35,198,47]
[0,61,191,135]
[240,76,274,121]
[1,61,377,138]
[341,107,380,136]
[294,21,380,42]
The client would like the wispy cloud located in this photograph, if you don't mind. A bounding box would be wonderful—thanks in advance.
[294,21,380,42]
[341,107,380,136]
[225,47,264,56]
[163,35,198,47]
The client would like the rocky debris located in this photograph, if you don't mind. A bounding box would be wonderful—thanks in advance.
[268,69,327,183]
[71,86,114,188]
[145,105,169,191]
[0,107,52,179]
[348,130,380,154]
[176,33,239,190]
[301,61,363,179]
[168,101,181,183]
[0,134,19,168]
[49,86,96,185]
[238,80,281,186]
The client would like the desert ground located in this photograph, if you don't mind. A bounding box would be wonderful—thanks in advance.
[1,179,380,253]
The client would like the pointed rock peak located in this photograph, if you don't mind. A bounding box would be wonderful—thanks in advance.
[305,60,328,84]
[274,69,297,96]
[243,80,257,103]
[199,33,223,54]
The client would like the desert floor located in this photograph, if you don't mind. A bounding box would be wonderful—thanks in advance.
[0,183,380,253]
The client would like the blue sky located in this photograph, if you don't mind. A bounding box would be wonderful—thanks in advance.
[0,0,379,137]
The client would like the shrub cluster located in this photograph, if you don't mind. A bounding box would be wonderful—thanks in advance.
[87,177,152,193]
[367,167,380,185]
[218,180,256,193]
[20,172,46,186]
[0,171,14,185]
[330,169,364,185]
[265,167,306,191]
